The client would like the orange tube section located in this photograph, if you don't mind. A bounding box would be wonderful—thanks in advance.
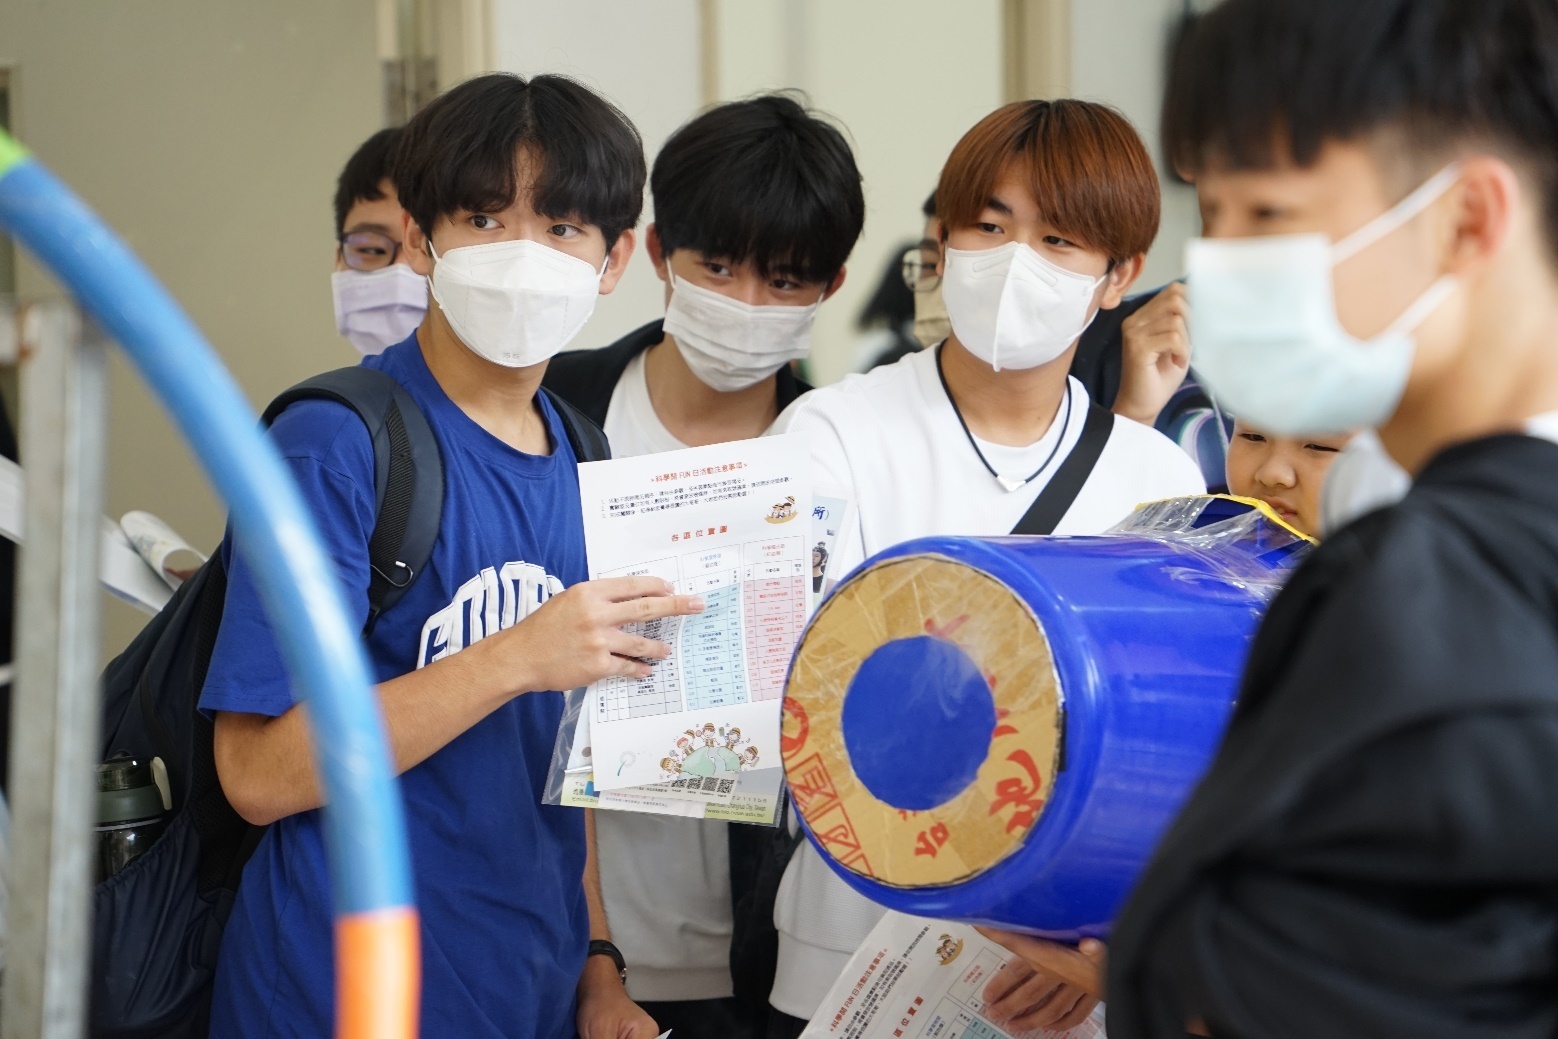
[337,907,421,1039]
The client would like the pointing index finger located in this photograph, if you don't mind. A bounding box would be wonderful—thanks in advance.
[594,575,677,601]
[613,593,706,626]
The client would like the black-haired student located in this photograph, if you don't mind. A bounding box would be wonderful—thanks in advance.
[544,92,862,439]
[331,126,427,356]
[1100,0,1558,1034]
[201,73,703,1039]
[542,92,864,1039]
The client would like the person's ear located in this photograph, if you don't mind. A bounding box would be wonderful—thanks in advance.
[404,213,433,277]
[934,226,948,277]
[1442,155,1518,279]
[600,228,637,295]
[646,224,670,283]
[1098,253,1145,310]
[822,266,848,302]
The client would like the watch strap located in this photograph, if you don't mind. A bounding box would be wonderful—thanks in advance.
[588,939,627,980]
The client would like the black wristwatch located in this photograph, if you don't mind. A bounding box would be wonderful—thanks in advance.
[588,939,627,985]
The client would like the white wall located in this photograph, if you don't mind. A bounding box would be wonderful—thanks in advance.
[488,0,704,347]
[1069,0,1198,289]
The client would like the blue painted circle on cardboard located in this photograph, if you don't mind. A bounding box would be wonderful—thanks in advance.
[841,635,996,811]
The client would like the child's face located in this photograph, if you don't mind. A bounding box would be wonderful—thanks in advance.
[939,167,1135,313]
[1225,419,1352,536]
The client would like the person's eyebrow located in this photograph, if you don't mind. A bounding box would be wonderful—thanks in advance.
[916,237,938,251]
[985,196,1014,217]
[344,221,398,236]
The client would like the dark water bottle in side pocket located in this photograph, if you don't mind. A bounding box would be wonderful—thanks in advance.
[96,753,167,883]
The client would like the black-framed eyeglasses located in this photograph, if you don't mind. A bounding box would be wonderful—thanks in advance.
[338,230,403,272]
[900,247,941,292]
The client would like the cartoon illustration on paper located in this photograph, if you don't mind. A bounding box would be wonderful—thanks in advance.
[766,496,798,523]
[661,722,763,779]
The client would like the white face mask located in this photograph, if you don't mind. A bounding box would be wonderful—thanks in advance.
[1186,165,1461,437]
[940,241,1106,371]
[428,238,604,368]
[662,270,823,392]
[331,265,428,356]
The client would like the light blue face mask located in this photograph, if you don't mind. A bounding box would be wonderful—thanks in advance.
[1185,165,1461,436]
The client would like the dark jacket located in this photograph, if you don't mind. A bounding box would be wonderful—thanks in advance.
[543,319,814,428]
[1108,433,1558,1038]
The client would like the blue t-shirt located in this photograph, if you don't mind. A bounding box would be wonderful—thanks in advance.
[199,335,590,1038]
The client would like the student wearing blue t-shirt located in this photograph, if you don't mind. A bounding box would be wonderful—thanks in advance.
[199,73,704,1039]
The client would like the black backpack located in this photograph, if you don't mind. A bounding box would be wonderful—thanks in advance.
[88,368,609,1039]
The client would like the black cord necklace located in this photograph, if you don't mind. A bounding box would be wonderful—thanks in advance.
[935,343,1073,493]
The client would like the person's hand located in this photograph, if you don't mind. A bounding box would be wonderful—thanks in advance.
[976,928,1107,1033]
[577,956,659,1039]
[1114,282,1191,426]
[488,575,705,694]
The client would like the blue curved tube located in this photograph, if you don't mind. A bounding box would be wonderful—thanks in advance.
[0,157,413,921]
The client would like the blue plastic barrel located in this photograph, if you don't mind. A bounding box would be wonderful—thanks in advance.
[781,497,1308,941]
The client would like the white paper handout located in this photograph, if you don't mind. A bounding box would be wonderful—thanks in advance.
[0,455,173,615]
[802,912,1106,1039]
[579,433,811,793]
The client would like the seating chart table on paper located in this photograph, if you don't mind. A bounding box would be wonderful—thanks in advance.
[578,433,812,793]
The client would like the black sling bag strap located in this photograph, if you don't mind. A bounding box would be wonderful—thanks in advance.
[1008,402,1116,536]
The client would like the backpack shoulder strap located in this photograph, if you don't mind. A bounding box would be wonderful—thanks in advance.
[540,386,612,462]
[1009,403,1115,536]
[262,367,445,634]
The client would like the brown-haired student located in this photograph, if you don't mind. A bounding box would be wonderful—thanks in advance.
[769,98,1205,1037]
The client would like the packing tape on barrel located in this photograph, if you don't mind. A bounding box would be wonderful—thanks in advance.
[782,554,1061,887]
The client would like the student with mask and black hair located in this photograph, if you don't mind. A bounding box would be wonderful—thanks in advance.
[200,73,704,1039]
[974,2,1558,1035]
[767,98,1204,1037]
[542,92,864,1039]
[330,126,428,356]
[545,92,862,445]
